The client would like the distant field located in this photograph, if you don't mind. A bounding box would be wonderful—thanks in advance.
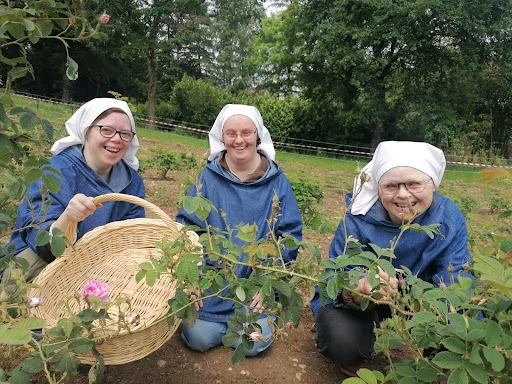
[10,93,506,183]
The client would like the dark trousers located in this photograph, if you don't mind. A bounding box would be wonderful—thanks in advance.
[314,304,391,365]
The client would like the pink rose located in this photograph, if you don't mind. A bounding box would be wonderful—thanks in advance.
[249,331,263,342]
[83,280,110,302]
[99,13,110,23]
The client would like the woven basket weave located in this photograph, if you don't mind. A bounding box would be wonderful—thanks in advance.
[29,193,199,365]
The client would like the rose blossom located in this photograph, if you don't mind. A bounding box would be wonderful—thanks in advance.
[29,297,43,308]
[248,331,263,342]
[99,13,110,23]
[83,280,110,302]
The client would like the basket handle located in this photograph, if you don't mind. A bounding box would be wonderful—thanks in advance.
[65,193,177,242]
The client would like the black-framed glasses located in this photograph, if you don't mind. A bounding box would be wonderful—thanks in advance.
[90,124,135,142]
[379,179,432,195]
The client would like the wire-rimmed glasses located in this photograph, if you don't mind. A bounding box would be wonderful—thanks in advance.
[223,130,256,140]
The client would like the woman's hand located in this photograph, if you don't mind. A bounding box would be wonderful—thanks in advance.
[64,194,102,222]
[352,266,398,304]
[250,290,265,314]
[190,289,203,311]
[52,194,103,236]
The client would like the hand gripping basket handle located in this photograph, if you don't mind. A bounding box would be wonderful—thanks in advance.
[65,193,176,242]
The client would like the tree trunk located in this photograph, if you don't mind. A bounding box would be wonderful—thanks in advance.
[147,46,157,129]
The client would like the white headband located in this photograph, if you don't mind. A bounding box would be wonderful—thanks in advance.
[50,98,140,170]
[208,104,275,161]
[351,141,446,215]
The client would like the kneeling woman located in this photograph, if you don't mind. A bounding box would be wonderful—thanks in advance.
[310,141,473,376]
[176,104,302,356]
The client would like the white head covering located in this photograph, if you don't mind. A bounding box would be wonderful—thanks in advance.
[207,104,276,161]
[50,98,140,170]
[351,141,446,215]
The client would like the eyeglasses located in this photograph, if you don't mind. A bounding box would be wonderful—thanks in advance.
[91,124,135,142]
[379,179,432,195]
[223,130,256,140]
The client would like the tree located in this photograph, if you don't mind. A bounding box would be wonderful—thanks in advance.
[204,0,265,92]
[298,0,512,148]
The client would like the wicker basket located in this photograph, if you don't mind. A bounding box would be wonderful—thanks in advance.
[29,193,199,365]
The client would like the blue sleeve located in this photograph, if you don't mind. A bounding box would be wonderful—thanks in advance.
[275,177,303,264]
[431,207,473,286]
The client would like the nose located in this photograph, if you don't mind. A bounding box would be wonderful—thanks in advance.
[396,183,411,197]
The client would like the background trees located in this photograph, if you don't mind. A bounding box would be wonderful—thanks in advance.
[7,0,512,158]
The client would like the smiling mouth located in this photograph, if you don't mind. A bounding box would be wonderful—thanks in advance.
[105,147,120,153]
[395,202,416,209]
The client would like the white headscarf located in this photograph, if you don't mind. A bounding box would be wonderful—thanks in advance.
[351,141,446,215]
[50,98,140,170]
[207,104,276,161]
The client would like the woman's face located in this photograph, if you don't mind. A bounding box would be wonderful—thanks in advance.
[378,167,435,224]
[222,115,258,164]
[83,111,132,176]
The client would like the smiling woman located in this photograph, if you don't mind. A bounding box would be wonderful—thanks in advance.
[310,141,473,378]
[176,103,303,358]
[1,98,145,283]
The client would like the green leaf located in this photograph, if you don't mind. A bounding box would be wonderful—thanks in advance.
[24,168,43,184]
[326,273,343,299]
[50,352,80,374]
[187,262,199,283]
[0,328,31,344]
[231,343,247,364]
[19,111,38,130]
[462,361,488,384]
[431,351,463,369]
[69,338,95,354]
[50,236,67,257]
[145,270,156,286]
[482,346,505,372]
[13,317,46,330]
[20,356,44,373]
[41,119,54,140]
[235,285,246,302]
[441,337,466,354]
[7,367,30,384]
[484,320,502,347]
[37,19,53,36]
[446,367,468,384]
[356,368,378,384]
[41,174,61,193]
[22,18,35,31]
[221,330,240,347]
[182,196,199,213]
[274,279,292,297]
[406,311,436,328]
[35,230,51,246]
[66,56,79,81]
[469,343,482,364]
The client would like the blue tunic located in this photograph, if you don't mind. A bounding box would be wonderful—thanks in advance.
[310,192,472,315]
[5,145,145,258]
[176,154,303,323]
